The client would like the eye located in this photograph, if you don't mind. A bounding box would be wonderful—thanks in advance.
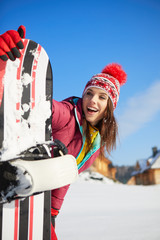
[99,95,107,100]
[86,91,92,96]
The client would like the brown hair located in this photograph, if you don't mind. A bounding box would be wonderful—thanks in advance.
[82,97,118,155]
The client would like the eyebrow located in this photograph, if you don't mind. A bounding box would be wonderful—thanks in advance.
[87,88,108,96]
[99,92,108,96]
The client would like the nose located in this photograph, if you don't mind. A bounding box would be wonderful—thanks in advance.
[90,94,98,104]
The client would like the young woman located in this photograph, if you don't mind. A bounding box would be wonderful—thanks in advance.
[0,26,127,239]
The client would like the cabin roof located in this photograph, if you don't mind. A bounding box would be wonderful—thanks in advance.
[132,149,160,175]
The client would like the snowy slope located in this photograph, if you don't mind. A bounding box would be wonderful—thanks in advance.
[56,172,160,240]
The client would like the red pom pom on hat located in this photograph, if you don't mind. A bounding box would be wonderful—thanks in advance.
[101,63,127,86]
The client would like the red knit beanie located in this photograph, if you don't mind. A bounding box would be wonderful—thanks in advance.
[83,63,127,109]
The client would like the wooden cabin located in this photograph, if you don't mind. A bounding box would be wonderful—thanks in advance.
[91,153,117,181]
[128,147,160,185]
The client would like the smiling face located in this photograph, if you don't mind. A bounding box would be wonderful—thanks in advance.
[82,87,109,126]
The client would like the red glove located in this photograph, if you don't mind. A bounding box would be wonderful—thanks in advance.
[51,208,59,227]
[0,25,26,61]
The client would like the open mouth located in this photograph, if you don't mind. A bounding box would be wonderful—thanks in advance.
[87,107,98,113]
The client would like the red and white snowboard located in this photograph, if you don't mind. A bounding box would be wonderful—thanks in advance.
[0,39,52,240]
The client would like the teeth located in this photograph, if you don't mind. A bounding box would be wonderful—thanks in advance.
[88,107,98,112]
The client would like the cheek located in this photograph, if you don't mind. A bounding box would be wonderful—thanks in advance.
[82,98,86,112]
[82,95,89,106]
[103,103,107,112]
[98,102,107,119]
[100,101,108,112]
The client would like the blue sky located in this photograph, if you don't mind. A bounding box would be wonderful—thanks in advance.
[1,0,160,166]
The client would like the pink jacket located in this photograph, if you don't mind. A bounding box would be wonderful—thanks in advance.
[51,97,101,210]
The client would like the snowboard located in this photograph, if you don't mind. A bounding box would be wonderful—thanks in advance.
[0,39,53,240]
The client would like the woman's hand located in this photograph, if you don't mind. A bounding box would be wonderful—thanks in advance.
[0,25,26,61]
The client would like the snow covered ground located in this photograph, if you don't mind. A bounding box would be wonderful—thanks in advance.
[56,172,160,240]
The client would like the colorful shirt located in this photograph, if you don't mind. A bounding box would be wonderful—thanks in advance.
[76,124,98,166]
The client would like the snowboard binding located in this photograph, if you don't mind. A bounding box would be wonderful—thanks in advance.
[19,139,68,160]
[0,139,68,204]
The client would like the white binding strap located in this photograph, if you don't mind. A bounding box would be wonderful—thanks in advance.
[12,154,78,197]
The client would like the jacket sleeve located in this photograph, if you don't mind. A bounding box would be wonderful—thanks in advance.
[51,99,75,211]
[51,185,70,210]
[52,99,74,131]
